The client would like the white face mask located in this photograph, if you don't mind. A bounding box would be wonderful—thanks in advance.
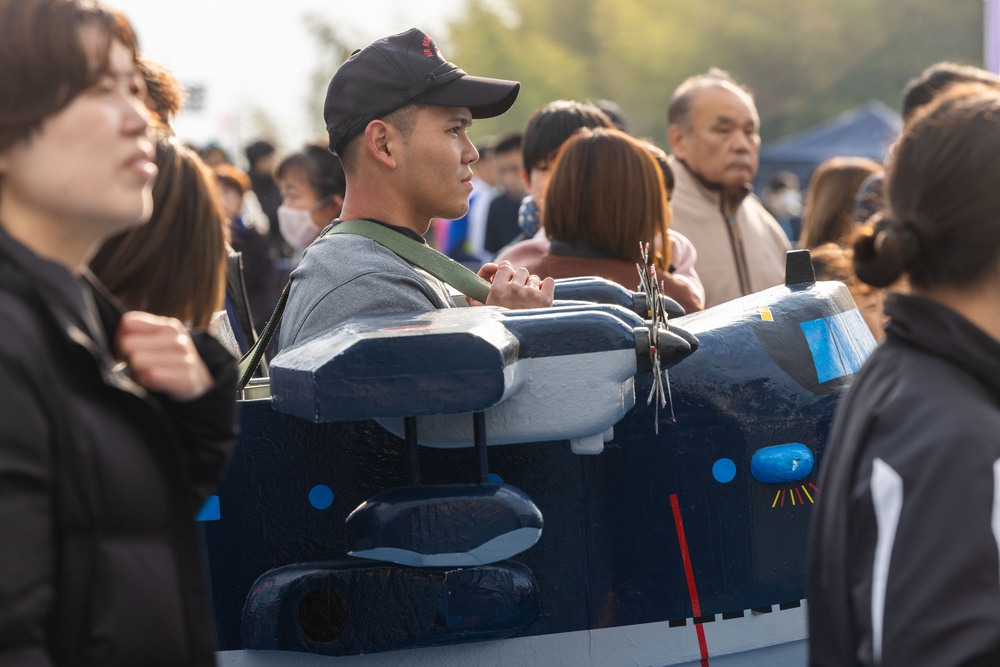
[777,189,803,217]
[278,205,321,250]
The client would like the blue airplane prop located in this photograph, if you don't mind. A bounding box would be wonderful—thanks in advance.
[205,251,875,666]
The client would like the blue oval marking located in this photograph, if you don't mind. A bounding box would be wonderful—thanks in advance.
[309,485,335,510]
[712,458,737,483]
[487,473,504,484]
[751,444,815,484]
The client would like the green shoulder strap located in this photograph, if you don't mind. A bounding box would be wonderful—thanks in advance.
[237,219,492,390]
[329,219,491,302]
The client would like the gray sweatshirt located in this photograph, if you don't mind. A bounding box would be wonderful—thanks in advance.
[278,230,453,348]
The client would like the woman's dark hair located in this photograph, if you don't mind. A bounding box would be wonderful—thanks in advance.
[90,137,227,328]
[275,144,346,200]
[855,83,1000,289]
[0,0,138,153]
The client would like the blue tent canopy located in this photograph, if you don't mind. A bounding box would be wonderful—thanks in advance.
[756,100,902,190]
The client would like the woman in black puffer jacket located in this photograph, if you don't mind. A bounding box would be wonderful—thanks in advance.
[0,1,237,665]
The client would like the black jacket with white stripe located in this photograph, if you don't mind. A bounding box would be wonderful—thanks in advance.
[808,294,1000,667]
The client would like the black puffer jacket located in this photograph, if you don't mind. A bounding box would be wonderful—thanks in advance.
[808,294,1000,667]
[0,227,238,666]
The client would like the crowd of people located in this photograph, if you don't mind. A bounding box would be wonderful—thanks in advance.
[4,0,1000,664]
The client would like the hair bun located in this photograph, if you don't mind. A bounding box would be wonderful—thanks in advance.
[853,217,918,287]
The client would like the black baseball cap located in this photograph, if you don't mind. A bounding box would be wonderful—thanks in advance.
[324,28,520,155]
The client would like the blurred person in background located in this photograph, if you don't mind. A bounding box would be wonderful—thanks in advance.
[246,139,289,259]
[91,136,226,329]
[808,242,886,340]
[274,143,346,252]
[667,68,791,307]
[494,100,613,265]
[799,157,882,250]
[484,132,527,256]
[523,128,703,313]
[761,170,803,244]
[445,137,499,263]
[216,163,275,334]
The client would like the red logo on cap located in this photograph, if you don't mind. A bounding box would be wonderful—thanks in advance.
[422,34,440,58]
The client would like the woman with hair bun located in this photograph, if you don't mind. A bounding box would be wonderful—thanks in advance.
[808,83,1000,667]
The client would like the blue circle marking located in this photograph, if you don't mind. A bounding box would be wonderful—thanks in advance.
[713,458,737,484]
[487,473,504,484]
[309,485,335,510]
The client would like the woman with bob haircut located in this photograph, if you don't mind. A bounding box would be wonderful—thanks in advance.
[0,1,237,664]
[523,127,703,314]
[808,83,1000,666]
[798,156,882,250]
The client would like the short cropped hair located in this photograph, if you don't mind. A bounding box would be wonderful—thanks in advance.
[521,100,613,174]
[492,132,522,156]
[338,102,425,173]
[667,68,754,132]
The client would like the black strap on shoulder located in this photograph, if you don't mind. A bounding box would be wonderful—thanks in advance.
[0,264,96,663]
[236,220,492,391]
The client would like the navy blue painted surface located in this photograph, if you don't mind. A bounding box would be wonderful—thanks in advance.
[241,559,539,655]
[270,305,654,423]
[204,281,869,654]
[553,277,686,319]
[345,483,542,559]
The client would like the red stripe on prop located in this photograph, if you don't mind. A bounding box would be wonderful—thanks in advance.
[671,493,710,666]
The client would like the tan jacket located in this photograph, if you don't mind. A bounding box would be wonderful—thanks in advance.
[668,157,791,308]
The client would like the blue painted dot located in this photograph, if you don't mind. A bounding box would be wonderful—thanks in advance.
[309,485,334,510]
[487,473,504,484]
[713,458,737,484]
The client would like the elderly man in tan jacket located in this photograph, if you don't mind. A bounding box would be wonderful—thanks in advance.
[666,69,791,308]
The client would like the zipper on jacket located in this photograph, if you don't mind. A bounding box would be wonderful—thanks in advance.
[723,208,752,296]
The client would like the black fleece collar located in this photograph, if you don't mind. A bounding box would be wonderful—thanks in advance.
[885,293,1000,399]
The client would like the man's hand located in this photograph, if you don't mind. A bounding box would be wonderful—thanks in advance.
[115,312,213,402]
[471,261,554,309]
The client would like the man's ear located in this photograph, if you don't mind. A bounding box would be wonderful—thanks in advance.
[363,120,396,169]
[667,124,686,159]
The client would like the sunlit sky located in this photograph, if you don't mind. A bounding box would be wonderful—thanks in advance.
[111,0,468,163]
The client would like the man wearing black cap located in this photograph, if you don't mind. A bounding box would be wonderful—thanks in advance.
[279,28,554,348]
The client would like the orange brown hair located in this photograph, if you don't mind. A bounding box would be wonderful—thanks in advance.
[543,127,671,270]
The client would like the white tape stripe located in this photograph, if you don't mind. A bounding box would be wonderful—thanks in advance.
[871,457,903,665]
[992,461,1000,593]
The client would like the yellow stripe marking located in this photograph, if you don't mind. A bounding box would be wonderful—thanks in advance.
[758,306,773,322]
[772,491,781,508]
[801,485,815,503]
[789,489,796,505]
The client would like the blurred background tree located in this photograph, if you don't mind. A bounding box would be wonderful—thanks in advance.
[305,0,983,147]
[442,0,982,145]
